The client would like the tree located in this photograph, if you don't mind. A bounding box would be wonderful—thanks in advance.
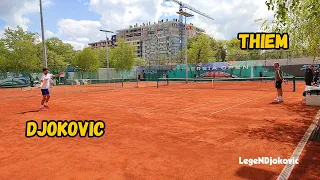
[134,57,148,66]
[109,39,136,71]
[226,38,249,61]
[1,26,38,50]
[212,40,227,62]
[172,49,186,64]
[264,0,320,62]
[0,41,7,72]
[247,50,263,60]
[74,47,100,72]
[157,55,168,65]
[0,27,41,73]
[47,50,68,71]
[188,34,214,64]
[7,40,40,73]
[46,37,77,65]
[93,47,107,67]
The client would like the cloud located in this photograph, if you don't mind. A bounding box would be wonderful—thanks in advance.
[63,40,87,51]
[57,0,274,50]
[1,0,275,50]
[57,19,102,41]
[0,0,52,30]
[84,0,274,42]
[89,0,166,32]
[0,30,4,39]
[45,30,57,38]
[164,0,274,40]
[57,19,105,50]
[76,37,90,42]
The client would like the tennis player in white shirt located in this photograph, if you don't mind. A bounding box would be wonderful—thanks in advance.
[39,68,63,111]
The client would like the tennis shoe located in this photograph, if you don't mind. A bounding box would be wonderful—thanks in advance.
[44,105,50,109]
[39,107,46,111]
[277,99,283,103]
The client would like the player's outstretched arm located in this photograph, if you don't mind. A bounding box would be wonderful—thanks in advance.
[52,72,64,78]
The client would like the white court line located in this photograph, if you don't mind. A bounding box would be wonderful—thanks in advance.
[277,109,320,180]
[210,93,272,115]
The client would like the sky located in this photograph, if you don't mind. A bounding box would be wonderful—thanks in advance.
[0,0,274,50]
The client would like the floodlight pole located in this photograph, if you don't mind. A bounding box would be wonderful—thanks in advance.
[185,15,188,83]
[100,29,114,79]
[177,9,193,83]
[39,0,47,68]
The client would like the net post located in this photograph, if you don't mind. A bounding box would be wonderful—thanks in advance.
[211,79,214,89]
[293,76,296,92]
[157,78,159,88]
[122,77,124,88]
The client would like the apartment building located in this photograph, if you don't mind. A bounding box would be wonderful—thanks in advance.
[116,19,205,65]
[88,20,205,65]
[88,35,117,48]
[126,40,143,57]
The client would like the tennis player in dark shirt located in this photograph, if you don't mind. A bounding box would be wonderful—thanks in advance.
[305,65,314,86]
[274,63,284,103]
[313,68,319,85]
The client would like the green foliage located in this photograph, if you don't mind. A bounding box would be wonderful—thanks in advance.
[93,47,108,67]
[225,38,249,61]
[6,40,40,73]
[0,41,7,72]
[157,55,168,65]
[0,27,41,73]
[46,37,76,65]
[134,57,148,66]
[0,26,77,73]
[172,49,186,64]
[74,47,100,72]
[187,34,214,64]
[211,40,227,62]
[1,26,38,50]
[264,0,320,61]
[109,39,136,71]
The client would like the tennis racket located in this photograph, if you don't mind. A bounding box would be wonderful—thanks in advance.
[21,84,41,91]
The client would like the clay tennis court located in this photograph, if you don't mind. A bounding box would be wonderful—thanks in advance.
[0,81,319,180]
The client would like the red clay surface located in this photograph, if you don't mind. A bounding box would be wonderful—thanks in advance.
[0,81,319,180]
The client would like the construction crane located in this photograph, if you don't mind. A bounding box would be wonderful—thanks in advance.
[165,0,214,53]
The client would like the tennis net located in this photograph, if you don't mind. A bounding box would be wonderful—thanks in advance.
[157,77,296,92]
[66,78,139,89]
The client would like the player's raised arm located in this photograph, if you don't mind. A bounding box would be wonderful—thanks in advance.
[52,72,64,78]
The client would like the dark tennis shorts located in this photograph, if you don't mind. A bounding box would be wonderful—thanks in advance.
[275,80,282,89]
[41,89,50,96]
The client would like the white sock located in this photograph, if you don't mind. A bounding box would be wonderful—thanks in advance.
[40,105,44,108]
[45,102,48,106]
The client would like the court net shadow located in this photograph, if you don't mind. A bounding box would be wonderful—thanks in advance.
[237,123,308,144]
[235,166,278,180]
[238,102,319,144]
